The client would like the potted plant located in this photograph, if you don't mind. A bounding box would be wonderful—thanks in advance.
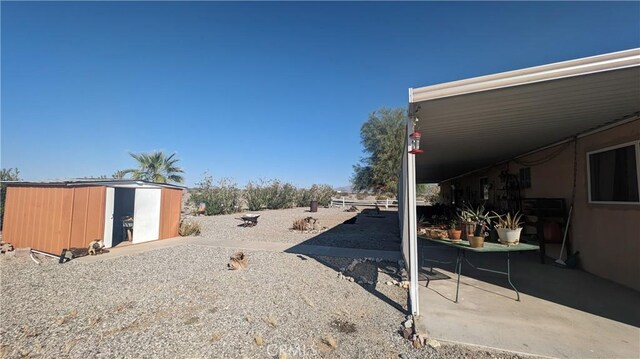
[460,204,494,248]
[457,206,475,240]
[492,211,524,244]
[448,219,462,241]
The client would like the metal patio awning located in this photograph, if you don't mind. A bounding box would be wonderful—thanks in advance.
[408,48,640,183]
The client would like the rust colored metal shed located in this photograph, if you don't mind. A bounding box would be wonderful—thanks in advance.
[2,180,184,255]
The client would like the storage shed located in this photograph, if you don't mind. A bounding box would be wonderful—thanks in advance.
[2,180,184,255]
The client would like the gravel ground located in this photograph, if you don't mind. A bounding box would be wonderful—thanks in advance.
[190,207,402,251]
[0,246,535,359]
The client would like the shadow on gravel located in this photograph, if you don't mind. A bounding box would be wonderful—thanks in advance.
[290,208,401,251]
[285,208,408,314]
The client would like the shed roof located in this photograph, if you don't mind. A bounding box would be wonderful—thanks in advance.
[408,48,640,183]
[2,179,185,190]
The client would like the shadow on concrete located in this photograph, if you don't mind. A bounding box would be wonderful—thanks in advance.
[418,240,640,327]
[284,208,408,314]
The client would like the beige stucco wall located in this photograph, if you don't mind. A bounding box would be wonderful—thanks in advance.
[439,119,640,291]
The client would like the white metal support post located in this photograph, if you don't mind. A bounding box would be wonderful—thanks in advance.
[406,120,420,317]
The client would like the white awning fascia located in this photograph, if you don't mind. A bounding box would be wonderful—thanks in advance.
[409,48,640,105]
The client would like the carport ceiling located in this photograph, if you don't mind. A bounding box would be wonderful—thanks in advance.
[409,49,640,183]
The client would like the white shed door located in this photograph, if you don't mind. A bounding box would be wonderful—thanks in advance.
[132,188,161,244]
[103,187,115,248]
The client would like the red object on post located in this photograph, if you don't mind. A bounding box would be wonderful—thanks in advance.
[409,131,423,154]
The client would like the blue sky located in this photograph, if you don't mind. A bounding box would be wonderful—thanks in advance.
[2,2,639,187]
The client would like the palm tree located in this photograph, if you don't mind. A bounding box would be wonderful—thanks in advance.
[124,151,185,184]
[112,170,127,180]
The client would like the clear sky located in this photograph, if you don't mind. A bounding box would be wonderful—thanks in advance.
[2,1,639,187]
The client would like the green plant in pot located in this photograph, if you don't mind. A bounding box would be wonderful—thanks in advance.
[448,219,462,241]
[460,204,494,248]
[492,211,524,245]
[457,206,475,240]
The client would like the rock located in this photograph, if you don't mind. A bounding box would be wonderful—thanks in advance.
[412,338,423,349]
[322,335,337,349]
[348,277,354,282]
[427,338,441,349]
[346,259,360,272]
[385,266,398,274]
[385,281,393,285]
[401,327,413,339]
[228,252,248,270]
[403,319,413,328]
[254,334,263,346]
[14,248,31,258]
[399,269,408,279]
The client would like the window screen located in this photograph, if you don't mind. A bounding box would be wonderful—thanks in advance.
[588,143,639,203]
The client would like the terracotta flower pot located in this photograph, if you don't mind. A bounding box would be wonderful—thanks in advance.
[469,236,485,248]
[448,229,462,240]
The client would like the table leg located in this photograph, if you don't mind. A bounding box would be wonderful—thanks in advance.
[455,248,462,303]
[507,251,520,301]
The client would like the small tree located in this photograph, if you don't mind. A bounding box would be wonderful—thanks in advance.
[351,108,405,194]
[1,168,21,229]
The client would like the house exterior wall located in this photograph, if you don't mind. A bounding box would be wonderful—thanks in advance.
[159,188,183,239]
[3,186,106,254]
[439,119,640,291]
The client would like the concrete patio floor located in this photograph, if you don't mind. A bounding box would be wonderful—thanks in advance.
[416,240,640,359]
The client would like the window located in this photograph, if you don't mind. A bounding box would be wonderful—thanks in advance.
[479,177,489,200]
[519,167,531,189]
[587,141,640,204]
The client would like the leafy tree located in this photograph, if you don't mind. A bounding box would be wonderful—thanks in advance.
[351,108,406,194]
[124,151,184,184]
[417,183,440,203]
[1,168,21,228]
[112,170,127,180]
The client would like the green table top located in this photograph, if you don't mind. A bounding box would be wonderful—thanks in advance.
[419,235,539,253]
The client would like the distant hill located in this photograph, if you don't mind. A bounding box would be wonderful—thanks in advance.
[333,185,353,193]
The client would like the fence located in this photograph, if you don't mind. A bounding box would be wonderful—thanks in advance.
[330,197,429,209]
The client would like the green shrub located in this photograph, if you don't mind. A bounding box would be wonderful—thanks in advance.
[244,179,299,210]
[264,180,297,209]
[295,184,336,207]
[245,180,269,211]
[179,220,201,236]
[296,188,311,207]
[190,176,241,215]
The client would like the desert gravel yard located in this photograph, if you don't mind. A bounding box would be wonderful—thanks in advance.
[1,207,537,358]
[191,207,402,251]
[3,247,416,358]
